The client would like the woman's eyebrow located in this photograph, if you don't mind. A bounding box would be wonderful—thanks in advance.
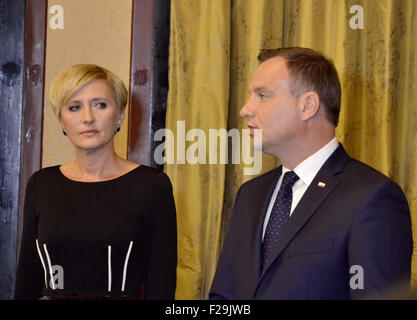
[89,97,108,103]
[67,97,108,104]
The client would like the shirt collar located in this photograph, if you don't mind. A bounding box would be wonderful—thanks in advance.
[282,137,339,187]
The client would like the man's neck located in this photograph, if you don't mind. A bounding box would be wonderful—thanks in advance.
[278,135,336,170]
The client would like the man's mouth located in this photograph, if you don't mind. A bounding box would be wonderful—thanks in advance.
[247,125,258,136]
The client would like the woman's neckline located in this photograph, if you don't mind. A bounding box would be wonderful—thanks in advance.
[57,164,142,184]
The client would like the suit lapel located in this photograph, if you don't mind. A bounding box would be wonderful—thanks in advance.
[257,145,348,283]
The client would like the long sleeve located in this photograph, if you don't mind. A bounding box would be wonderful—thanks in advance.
[142,172,177,299]
[14,173,44,300]
[209,186,243,300]
[348,179,413,299]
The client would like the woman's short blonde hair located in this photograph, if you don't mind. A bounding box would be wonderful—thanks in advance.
[49,64,128,117]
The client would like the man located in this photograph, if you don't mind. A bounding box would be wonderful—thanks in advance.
[209,47,413,299]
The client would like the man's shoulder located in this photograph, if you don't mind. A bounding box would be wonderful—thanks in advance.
[343,156,393,184]
[325,144,396,187]
[334,154,406,201]
[239,167,281,190]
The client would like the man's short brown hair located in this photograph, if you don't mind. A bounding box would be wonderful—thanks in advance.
[258,47,341,126]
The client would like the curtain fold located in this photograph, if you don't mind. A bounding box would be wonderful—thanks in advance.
[166,0,231,299]
[221,0,284,250]
[167,0,417,299]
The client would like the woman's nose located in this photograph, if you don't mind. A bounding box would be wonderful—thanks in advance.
[81,106,94,123]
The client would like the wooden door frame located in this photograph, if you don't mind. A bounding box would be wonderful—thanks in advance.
[17,0,48,260]
[128,0,170,170]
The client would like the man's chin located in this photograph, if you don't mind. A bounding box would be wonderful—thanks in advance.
[249,129,263,151]
[252,142,263,151]
[251,136,263,151]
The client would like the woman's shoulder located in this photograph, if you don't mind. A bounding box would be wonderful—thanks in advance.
[125,164,172,187]
[25,166,63,192]
[29,165,61,181]
[128,163,169,178]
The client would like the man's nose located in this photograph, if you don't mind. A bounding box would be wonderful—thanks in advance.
[240,98,255,119]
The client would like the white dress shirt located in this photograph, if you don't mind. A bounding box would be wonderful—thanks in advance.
[262,137,339,239]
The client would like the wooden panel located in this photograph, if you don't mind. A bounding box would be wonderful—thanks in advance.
[150,0,170,170]
[128,0,170,170]
[128,0,154,166]
[0,0,26,300]
[42,0,133,166]
[18,0,47,259]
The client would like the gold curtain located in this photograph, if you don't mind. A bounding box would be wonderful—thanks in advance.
[167,0,231,299]
[166,0,417,299]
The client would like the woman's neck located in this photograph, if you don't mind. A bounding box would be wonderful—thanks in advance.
[68,146,123,181]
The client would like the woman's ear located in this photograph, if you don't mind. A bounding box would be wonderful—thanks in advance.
[58,112,64,128]
[118,110,125,125]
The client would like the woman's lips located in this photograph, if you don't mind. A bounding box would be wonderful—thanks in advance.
[80,130,98,136]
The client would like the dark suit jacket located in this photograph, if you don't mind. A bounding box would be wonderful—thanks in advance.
[210,145,413,299]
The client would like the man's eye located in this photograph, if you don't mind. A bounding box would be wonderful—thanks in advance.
[259,93,267,100]
[97,102,107,109]
[68,105,80,111]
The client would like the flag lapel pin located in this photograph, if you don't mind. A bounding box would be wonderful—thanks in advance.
[317,182,326,188]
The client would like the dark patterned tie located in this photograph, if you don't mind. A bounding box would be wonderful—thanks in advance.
[261,171,299,267]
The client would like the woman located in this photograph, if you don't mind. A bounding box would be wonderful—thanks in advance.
[15,64,177,299]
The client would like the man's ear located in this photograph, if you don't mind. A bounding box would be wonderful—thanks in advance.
[299,91,320,121]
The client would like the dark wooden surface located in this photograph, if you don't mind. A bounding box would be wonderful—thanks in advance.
[18,0,47,264]
[0,0,47,299]
[128,0,170,170]
[0,0,26,300]
[150,0,170,170]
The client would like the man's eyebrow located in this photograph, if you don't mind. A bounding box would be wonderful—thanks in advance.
[248,86,266,93]
[252,86,273,94]
[255,87,267,92]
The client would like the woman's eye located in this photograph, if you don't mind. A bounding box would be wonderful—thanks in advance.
[68,105,80,111]
[97,102,107,109]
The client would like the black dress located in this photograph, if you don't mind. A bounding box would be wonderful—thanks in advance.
[14,165,177,300]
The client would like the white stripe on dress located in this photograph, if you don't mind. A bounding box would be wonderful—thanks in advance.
[35,239,48,289]
[121,241,133,292]
[107,245,112,292]
[43,244,55,290]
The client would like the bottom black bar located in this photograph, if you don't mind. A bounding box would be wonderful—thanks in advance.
[1,299,417,319]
